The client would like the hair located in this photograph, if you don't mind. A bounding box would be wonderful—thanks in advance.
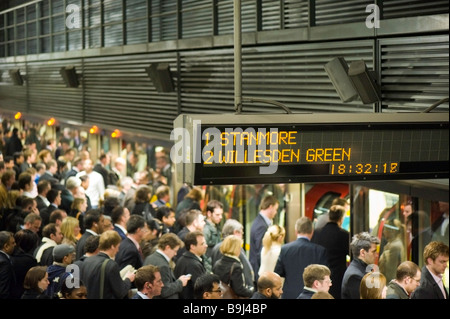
[49,209,65,223]
[257,272,281,292]
[206,200,224,213]
[328,205,346,223]
[71,197,86,211]
[185,186,203,202]
[311,291,335,299]
[42,223,58,238]
[111,206,126,224]
[18,172,32,190]
[423,241,449,264]
[259,195,279,210]
[84,235,100,254]
[185,209,203,226]
[155,185,170,199]
[221,219,243,237]
[155,206,175,221]
[60,216,79,244]
[102,196,120,216]
[23,266,48,292]
[194,273,221,299]
[331,197,348,207]
[126,214,146,234]
[395,261,421,281]
[37,180,51,194]
[46,188,60,203]
[147,218,163,236]
[302,264,331,288]
[157,232,184,250]
[295,216,313,234]
[134,264,160,291]
[59,277,87,299]
[135,185,152,203]
[262,224,285,251]
[98,230,121,250]
[220,235,242,256]
[23,212,42,226]
[0,230,14,251]
[83,209,102,229]
[184,230,204,251]
[350,232,380,257]
[360,272,386,299]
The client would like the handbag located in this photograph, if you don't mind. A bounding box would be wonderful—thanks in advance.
[221,263,249,299]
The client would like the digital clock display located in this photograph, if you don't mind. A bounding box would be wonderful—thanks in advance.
[173,113,449,185]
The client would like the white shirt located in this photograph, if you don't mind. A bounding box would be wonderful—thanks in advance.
[77,170,105,207]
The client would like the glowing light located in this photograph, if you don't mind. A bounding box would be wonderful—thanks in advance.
[89,125,99,134]
[111,129,121,138]
[47,118,56,126]
[14,112,22,120]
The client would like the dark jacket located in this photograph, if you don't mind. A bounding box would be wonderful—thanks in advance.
[251,291,270,299]
[274,237,328,299]
[115,237,143,270]
[174,251,207,299]
[249,213,270,279]
[411,266,449,299]
[297,288,315,299]
[144,250,183,299]
[341,257,367,299]
[81,252,132,299]
[10,247,37,299]
[0,251,16,299]
[213,255,254,298]
[386,280,409,299]
[312,221,350,299]
[21,289,51,299]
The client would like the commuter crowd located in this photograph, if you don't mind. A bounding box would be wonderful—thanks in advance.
[0,120,449,300]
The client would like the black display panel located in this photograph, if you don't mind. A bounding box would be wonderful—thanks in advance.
[193,122,448,185]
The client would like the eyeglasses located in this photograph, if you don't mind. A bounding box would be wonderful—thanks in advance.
[210,289,222,293]
[411,277,421,283]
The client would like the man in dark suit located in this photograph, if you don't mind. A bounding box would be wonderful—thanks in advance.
[274,217,328,299]
[341,232,380,299]
[0,231,16,299]
[35,180,51,213]
[174,230,208,299]
[312,204,350,299]
[143,233,190,299]
[250,195,279,282]
[76,209,105,260]
[93,154,111,188]
[80,230,135,299]
[411,241,449,299]
[115,215,146,270]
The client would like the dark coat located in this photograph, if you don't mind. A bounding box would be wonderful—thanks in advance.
[113,225,127,241]
[144,250,183,299]
[174,251,207,299]
[76,231,95,261]
[274,237,328,299]
[297,288,315,299]
[251,291,270,299]
[115,237,143,270]
[341,257,367,299]
[0,251,16,299]
[10,247,37,299]
[212,255,254,298]
[386,280,409,299]
[411,266,449,299]
[312,221,350,299]
[80,252,131,299]
[249,213,270,279]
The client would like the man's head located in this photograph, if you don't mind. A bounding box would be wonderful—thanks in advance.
[194,273,222,299]
[134,265,164,298]
[259,195,279,220]
[53,243,75,265]
[423,241,449,276]
[295,216,314,238]
[184,230,207,257]
[350,231,380,266]
[206,200,224,226]
[302,264,332,293]
[256,271,283,299]
[394,261,421,295]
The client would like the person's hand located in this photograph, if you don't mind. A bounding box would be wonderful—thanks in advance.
[126,271,136,282]
[179,275,191,286]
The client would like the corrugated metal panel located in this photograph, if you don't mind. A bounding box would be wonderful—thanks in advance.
[383,0,449,19]
[315,0,372,26]
[104,0,123,47]
[217,0,256,35]
[181,0,212,39]
[83,53,179,135]
[284,0,309,29]
[380,35,449,112]
[180,40,375,115]
[150,0,178,41]
[0,62,27,112]
[125,0,148,45]
[26,59,84,121]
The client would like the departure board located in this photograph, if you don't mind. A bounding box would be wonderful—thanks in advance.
[172,113,449,185]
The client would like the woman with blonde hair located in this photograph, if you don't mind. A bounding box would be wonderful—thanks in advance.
[212,235,254,299]
[258,224,285,276]
[61,216,81,245]
[70,196,87,234]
